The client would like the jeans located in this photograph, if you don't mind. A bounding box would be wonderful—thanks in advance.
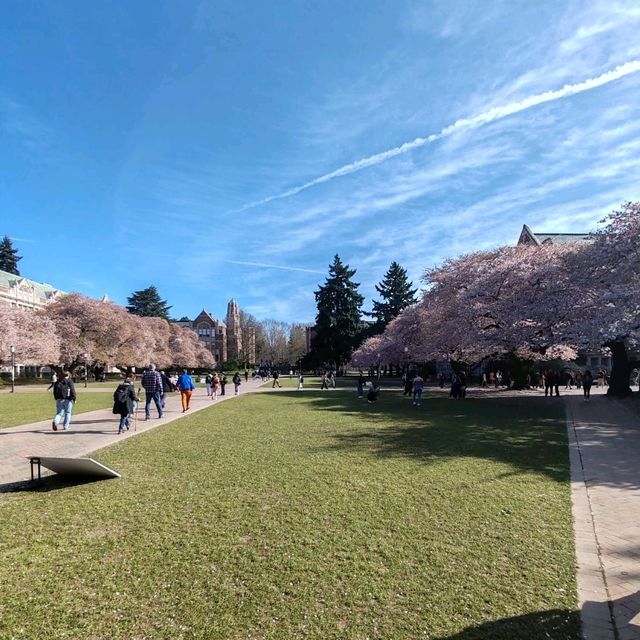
[118,414,130,431]
[145,390,163,418]
[54,399,74,428]
[413,388,423,405]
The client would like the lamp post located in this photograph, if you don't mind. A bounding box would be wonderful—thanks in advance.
[10,345,16,393]
[84,353,89,388]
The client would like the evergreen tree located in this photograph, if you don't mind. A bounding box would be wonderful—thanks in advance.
[126,286,172,319]
[369,261,418,331]
[312,255,364,366]
[0,236,22,275]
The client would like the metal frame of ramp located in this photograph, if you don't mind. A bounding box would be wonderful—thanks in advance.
[27,457,121,481]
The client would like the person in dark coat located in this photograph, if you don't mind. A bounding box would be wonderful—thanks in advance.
[113,377,139,433]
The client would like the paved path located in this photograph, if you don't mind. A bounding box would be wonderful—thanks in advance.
[567,395,640,640]
[0,378,266,487]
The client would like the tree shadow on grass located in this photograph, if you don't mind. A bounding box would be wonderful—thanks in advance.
[431,607,581,639]
[274,391,571,483]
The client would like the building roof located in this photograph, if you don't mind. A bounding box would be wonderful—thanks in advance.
[0,268,64,302]
[517,224,592,246]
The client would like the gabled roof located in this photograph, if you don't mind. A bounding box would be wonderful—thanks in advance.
[518,224,592,246]
[0,268,64,301]
[193,309,226,328]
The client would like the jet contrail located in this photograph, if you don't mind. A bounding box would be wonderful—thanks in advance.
[228,260,325,274]
[237,60,640,212]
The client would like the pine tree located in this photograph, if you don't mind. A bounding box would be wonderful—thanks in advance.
[312,255,364,366]
[0,236,22,275]
[369,261,418,331]
[126,286,172,319]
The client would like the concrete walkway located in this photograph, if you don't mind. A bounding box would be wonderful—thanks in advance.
[0,378,266,487]
[567,395,640,640]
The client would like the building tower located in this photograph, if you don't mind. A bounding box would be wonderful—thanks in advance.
[226,299,243,362]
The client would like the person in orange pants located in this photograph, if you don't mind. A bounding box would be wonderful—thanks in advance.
[176,369,195,412]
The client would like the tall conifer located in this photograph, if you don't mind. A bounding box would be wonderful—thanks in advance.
[126,286,172,319]
[369,261,417,331]
[312,255,364,366]
[0,236,22,275]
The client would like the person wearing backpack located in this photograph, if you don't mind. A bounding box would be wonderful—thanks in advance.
[205,372,213,397]
[113,377,139,433]
[232,372,242,395]
[52,370,77,431]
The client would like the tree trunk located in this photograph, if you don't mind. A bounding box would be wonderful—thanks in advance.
[606,340,633,397]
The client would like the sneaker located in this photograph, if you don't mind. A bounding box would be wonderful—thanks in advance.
[52,421,57,431]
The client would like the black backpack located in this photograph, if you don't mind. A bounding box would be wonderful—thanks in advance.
[113,385,128,404]
[53,379,70,400]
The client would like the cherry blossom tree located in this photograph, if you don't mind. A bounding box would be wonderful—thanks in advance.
[0,304,61,366]
[563,202,640,395]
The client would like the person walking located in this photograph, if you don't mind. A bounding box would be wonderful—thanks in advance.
[244,370,249,382]
[211,373,220,400]
[272,369,281,388]
[298,373,304,390]
[402,372,413,397]
[205,372,213,397]
[160,370,174,409]
[412,374,424,406]
[220,374,227,396]
[320,372,328,390]
[232,372,242,395]
[177,370,195,412]
[583,369,593,401]
[113,377,138,433]
[141,364,163,420]
[51,370,76,430]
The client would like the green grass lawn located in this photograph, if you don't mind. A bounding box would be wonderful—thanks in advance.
[0,391,579,639]
[0,390,115,429]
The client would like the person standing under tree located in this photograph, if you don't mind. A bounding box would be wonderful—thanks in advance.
[51,370,76,431]
[412,374,424,406]
[583,369,593,401]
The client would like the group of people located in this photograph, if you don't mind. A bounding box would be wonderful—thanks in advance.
[49,364,245,435]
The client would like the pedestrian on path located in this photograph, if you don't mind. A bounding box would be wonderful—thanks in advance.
[220,374,227,396]
[211,373,220,399]
[583,369,593,400]
[52,370,76,431]
[141,364,163,420]
[232,372,242,395]
[160,370,174,409]
[177,370,195,412]
[113,377,138,433]
[205,372,213,397]
[272,370,281,388]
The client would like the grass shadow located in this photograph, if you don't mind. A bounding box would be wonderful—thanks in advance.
[0,474,117,494]
[273,390,570,483]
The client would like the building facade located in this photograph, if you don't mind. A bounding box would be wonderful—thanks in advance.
[0,268,64,310]
[176,300,256,366]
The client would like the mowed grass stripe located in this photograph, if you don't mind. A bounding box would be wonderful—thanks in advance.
[0,391,115,429]
[0,391,579,640]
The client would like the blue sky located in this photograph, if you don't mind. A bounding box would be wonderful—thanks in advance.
[2,1,640,323]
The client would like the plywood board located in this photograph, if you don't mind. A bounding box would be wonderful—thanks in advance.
[27,457,121,479]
